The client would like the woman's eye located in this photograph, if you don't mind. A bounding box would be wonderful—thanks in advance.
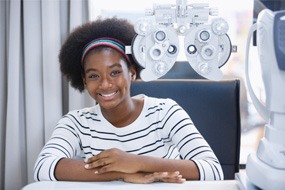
[88,74,99,79]
[111,70,121,76]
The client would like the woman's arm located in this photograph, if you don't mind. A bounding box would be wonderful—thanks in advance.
[55,158,123,181]
[55,157,185,183]
[130,153,200,180]
[84,148,199,180]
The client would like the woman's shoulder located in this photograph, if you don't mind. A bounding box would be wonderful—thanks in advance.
[136,94,178,107]
[147,95,177,104]
[62,106,99,120]
[55,106,101,129]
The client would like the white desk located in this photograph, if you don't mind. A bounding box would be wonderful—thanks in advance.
[22,180,239,190]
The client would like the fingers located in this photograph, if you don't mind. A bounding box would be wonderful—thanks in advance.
[84,150,114,170]
[84,157,110,170]
[84,159,117,175]
[123,172,169,184]
[161,174,186,183]
[84,152,121,173]
[144,172,168,182]
[84,148,138,174]
[84,151,106,164]
[145,171,186,184]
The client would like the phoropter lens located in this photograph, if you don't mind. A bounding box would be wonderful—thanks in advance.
[167,45,177,54]
[155,31,166,41]
[187,45,197,54]
[199,31,210,41]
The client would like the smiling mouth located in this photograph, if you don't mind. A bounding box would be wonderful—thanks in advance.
[99,91,118,98]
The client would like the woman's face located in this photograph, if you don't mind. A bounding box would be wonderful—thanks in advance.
[82,48,135,110]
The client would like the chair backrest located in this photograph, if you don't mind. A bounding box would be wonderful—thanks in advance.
[130,79,241,180]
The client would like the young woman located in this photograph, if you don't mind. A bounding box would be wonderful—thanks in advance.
[33,17,223,184]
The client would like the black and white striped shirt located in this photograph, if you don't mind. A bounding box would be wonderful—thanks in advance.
[34,94,223,181]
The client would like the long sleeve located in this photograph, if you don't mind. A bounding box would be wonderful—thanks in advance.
[33,113,82,181]
[159,98,224,180]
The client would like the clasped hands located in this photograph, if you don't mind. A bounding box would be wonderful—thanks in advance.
[84,148,186,184]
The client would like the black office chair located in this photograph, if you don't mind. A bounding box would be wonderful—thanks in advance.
[130,79,241,180]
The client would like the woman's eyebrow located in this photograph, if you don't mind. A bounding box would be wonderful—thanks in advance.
[109,63,122,69]
[85,63,122,73]
[85,68,97,73]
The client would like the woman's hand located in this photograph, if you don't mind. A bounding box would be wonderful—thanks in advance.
[84,148,140,174]
[84,148,186,183]
[123,171,186,184]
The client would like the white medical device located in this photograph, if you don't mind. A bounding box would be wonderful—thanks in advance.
[245,9,285,190]
[129,0,234,81]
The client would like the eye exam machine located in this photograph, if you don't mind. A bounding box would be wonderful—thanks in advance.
[127,0,285,190]
[127,0,234,81]
[242,8,285,190]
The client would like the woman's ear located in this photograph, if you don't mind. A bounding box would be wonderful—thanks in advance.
[130,66,137,81]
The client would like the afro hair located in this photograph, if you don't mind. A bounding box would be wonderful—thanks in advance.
[59,17,138,92]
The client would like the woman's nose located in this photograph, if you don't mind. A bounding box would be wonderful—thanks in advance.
[99,76,112,89]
